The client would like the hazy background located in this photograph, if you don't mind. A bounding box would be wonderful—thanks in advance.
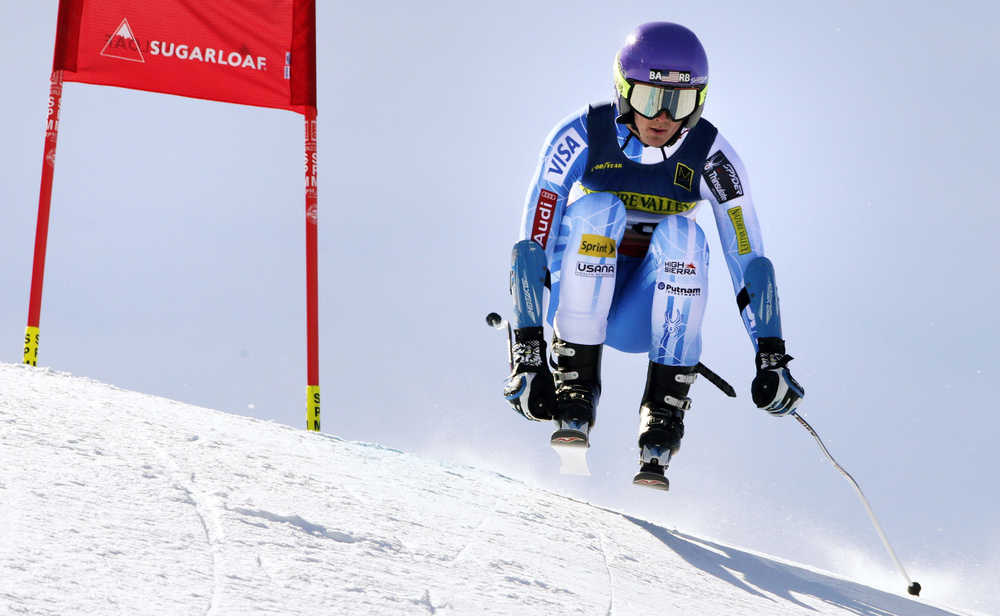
[3,2,997,613]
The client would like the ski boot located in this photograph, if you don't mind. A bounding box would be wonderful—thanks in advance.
[551,337,603,444]
[632,362,697,491]
[549,337,602,475]
[503,326,555,421]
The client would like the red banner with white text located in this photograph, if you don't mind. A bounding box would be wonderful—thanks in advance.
[52,0,316,113]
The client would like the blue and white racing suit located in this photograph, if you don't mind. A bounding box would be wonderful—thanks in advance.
[519,102,766,367]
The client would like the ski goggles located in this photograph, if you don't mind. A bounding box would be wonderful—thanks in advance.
[627,82,705,121]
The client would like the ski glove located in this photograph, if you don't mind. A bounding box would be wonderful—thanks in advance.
[751,337,805,416]
[503,327,555,421]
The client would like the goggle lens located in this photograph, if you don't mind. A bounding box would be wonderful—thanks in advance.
[628,83,700,120]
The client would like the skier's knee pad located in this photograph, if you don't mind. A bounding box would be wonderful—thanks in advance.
[648,216,708,262]
[552,192,627,345]
[561,191,628,229]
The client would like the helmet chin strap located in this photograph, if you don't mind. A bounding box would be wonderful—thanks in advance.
[661,125,685,148]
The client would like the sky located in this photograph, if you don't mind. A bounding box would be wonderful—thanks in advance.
[2,2,998,613]
[0,363,973,615]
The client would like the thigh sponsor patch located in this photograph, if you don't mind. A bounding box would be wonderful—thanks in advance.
[575,262,616,278]
[578,234,617,258]
[664,260,698,276]
[657,282,702,297]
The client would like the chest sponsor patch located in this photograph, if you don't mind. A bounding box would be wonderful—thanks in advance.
[702,150,745,204]
[543,127,586,183]
[582,186,697,215]
[674,162,694,191]
[589,161,623,172]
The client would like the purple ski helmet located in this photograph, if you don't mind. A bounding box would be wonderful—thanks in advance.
[614,22,709,131]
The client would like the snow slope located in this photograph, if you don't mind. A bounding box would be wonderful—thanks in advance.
[0,364,975,615]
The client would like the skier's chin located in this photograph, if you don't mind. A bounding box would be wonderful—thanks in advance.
[639,125,678,148]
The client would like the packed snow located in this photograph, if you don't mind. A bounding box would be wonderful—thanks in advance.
[0,363,977,615]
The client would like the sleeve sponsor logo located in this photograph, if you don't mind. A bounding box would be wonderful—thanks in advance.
[575,262,616,278]
[657,282,702,296]
[543,127,585,183]
[518,275,539,319]
[674,162,694,191]
[581,186,697,215]
[649,69,691,84]
[578,234,617,258]
[530,190,558,249]
[726,206,753,255]
[702,150,745,204]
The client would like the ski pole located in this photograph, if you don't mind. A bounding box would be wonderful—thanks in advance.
[485,312,514,370]
[790,410,921,596]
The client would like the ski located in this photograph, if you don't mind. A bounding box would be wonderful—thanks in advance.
[551,426,590,476]
[633,445,672,491]
[632,468,669,491]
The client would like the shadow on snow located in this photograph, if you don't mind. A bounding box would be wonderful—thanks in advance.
[624,515,959,616]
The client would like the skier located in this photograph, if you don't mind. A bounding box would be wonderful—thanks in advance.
[501,22,805,490]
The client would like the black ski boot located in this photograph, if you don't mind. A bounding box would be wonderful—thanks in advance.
[550,336,603,447]
[632,361,697,491]
[503,326,555,421]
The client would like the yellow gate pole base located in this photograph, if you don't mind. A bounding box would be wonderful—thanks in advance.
[307,385,321,432]
[23,327,40,366]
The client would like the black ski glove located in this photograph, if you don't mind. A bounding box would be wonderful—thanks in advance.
[503,327,555,421]
[751,337,805,416]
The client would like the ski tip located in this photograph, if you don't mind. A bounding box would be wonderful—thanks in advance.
[550,429,589,448]
[552,442,591,476]
[632,472,670,491]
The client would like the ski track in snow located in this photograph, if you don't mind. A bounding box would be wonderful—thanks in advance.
[597,530,616,616]
[0,364,983,616]
[428,493,500,613]
[158,447,225,616]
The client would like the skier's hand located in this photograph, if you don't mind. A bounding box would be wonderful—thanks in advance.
[504,331,555,421]
[751,337,804,416]
[504,369,555,421]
